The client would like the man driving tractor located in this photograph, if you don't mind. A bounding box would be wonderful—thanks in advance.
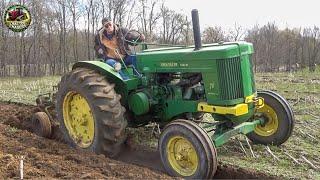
[94,18,145,80]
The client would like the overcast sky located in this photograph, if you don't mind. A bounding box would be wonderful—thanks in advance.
[164,0,319,30]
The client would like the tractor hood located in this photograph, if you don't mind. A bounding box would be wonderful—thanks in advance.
[137,41,254,61]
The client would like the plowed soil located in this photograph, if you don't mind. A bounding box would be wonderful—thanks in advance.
[0,102,276,179]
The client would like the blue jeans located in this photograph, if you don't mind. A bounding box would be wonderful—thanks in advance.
[105,55,138,80]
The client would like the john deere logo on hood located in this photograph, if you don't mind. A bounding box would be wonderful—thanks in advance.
[3,4,31,32]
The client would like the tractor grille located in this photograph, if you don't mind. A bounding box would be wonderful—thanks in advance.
[217,57,244,100]
[249,55,256,92]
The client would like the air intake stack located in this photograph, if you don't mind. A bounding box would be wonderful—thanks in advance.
[192,9,202,50]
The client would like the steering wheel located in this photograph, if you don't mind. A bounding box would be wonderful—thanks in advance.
[124,29,143,45]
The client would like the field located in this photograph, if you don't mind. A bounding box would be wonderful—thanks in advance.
[0,70,319,179]
[219,71,320,179]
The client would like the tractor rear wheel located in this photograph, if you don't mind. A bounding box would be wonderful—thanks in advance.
[159,119,217,179]
[247,90,294,145]
[56,68,127,157]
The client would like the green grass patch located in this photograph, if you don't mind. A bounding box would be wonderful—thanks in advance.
[0,76,60,104]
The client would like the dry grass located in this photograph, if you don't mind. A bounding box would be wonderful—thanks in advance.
[217,71,320,179]
[0,69,319,179]
[0,76,60,105]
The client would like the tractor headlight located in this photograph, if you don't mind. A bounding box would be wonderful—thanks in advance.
[114,62,122,72]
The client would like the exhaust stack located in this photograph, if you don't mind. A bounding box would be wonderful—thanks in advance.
[192,9,202,50]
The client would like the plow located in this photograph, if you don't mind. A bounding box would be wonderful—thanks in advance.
[31,10,294,178]
[32,90,61,140]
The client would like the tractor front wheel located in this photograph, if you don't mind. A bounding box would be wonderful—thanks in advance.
[247,90,294,145]
[56,68,127,157]
[159,119,217,179]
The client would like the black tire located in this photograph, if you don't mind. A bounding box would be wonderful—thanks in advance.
[31,112,52,138]
[56,68,127,157]
[247,90,294,145]
[159,119,217,179]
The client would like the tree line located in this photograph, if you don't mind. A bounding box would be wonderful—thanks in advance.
[0,0,319,77]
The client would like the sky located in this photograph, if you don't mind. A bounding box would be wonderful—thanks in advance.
[164,0,319,30]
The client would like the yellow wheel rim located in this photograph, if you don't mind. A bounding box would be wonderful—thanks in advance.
[254,104,279,136]
[63,91,95,148]
[167,136,199,176]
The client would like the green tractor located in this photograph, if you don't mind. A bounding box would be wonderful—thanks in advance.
[52,10,294,178]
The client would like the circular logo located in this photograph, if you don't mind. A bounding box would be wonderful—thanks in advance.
[3,4,31,32]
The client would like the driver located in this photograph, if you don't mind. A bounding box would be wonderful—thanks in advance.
[94,18,145,79]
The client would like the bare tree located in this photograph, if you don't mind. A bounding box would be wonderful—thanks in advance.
[203,26,227,43]
[229,23,246,41]
[159,4,188,44]
[138,0,161,41]
[309,26,320,72]
[67,0,80,62]
[85,0,93,60]
[246,24,260,72]
[1,0,319,77]
[0,0,8,76]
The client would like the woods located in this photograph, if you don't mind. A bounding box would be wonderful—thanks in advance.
[0,0,319,77]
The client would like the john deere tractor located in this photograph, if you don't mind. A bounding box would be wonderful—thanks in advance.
[48,10,294,178]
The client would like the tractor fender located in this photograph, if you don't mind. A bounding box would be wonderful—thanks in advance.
[73,60,124,83]
[72,60,139,102]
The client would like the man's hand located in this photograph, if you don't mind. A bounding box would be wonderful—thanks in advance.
[140,34,145,41]
[98,48,104,55]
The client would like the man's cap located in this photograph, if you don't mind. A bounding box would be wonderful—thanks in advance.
[102,18,110,25]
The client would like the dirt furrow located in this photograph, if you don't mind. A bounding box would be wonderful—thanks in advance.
[0,102,276,179]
